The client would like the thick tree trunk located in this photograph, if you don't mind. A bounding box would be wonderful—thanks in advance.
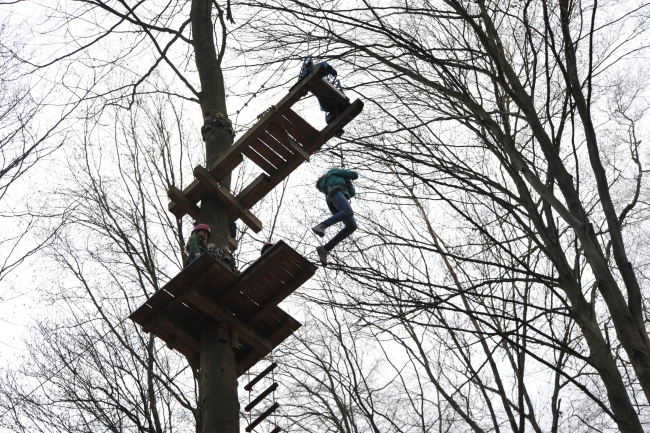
[200,321,240,433]
[190,1,239,432]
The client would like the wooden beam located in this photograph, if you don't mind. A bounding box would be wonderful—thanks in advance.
[210,153,243,181]
[193,165,263,233]
[236,174,269,208]
[236,317,301,376]
[246,264,317,326]
[228,237,238,252]
[186,288,273,353]
[157,312,200,352]
[168,186,200,220]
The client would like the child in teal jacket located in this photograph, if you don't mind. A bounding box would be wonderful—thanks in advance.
[312,168,358,266]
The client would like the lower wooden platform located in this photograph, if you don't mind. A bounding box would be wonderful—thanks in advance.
[129,241,316,375]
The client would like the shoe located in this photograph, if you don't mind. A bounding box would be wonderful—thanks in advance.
[312,224,326,237]
[316,246,329,266]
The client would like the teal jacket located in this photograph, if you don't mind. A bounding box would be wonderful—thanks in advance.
[317,168,358,199]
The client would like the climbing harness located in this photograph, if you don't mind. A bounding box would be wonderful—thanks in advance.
[205,243,240,275]
[201,111,235,141]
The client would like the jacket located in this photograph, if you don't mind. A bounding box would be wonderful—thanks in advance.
[186,233,207,255]
[317,168,358,199]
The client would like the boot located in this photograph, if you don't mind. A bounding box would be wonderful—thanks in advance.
[316,246,329,266]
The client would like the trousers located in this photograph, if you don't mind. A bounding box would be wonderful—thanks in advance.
[321,191,357,251]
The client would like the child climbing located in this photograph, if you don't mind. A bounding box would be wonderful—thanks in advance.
[185,223,210,267]
[312,168,358,266]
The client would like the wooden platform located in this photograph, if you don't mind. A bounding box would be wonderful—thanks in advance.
[129,241,316,375]
[168,63,364,233]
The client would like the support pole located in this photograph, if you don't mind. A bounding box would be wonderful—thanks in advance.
[190,0,239,432]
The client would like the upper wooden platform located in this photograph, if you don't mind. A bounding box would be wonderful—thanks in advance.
[168,63,364,233]
[129,241,316,375]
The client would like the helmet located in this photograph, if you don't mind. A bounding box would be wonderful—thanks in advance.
[192,223,211,238]
[260,242,275,255]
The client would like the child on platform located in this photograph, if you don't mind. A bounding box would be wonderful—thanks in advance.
[312,168,358,266]
[185,224,210,268]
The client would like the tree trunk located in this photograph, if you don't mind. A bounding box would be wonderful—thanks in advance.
[190,1,239,432]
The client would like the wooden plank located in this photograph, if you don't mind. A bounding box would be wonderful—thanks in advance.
[186,288,273,352]
[210,64,327,176]
[167,186,200,220]
[228,237,238,252]
[193,165,263,233]
[259,129,293,160]
[218,241,292,305]
[283,109,319,140]
[250,138,285,168]
[141,290,193,333]
[242,146,277,174]
[247,264,317,326]
[237,174,269,209]
[280,113,315,146]
[286,135,310,162]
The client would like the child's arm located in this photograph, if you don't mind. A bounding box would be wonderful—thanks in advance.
[186,234,201,254]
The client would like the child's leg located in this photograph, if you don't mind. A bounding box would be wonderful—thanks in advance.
[324,215,357,251]
[320,191,357,251]
[320,191,354,226]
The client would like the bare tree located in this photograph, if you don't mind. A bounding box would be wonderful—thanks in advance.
[234,0,650,431]
[0,96,202,433]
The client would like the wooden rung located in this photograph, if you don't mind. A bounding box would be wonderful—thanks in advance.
[193,165,263,233]
[246,402,279,432]
[185,288,273,353]
[244,362,278,391]
[168,186,200,221]
[283,109,319,141]
[245,382,278,412]
[266,124,311,168]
